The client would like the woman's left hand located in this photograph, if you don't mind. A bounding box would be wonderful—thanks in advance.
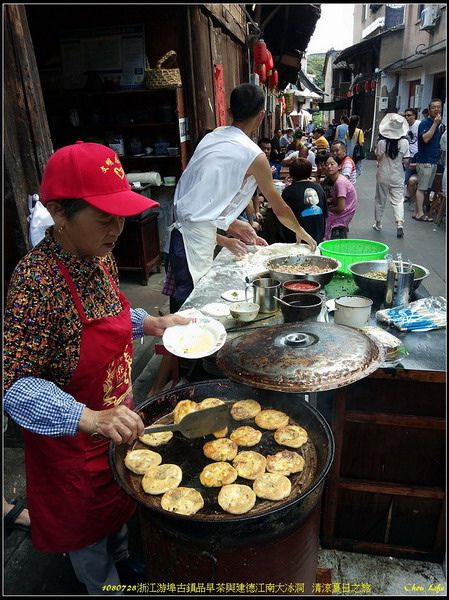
[143,314,190,337]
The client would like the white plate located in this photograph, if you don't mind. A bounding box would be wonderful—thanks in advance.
[162,316,227,359]
[221,289,248,302]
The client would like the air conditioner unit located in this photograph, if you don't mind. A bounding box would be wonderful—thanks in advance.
[420,7,440,31]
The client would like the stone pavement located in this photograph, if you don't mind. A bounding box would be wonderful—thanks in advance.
[3,157,446,595]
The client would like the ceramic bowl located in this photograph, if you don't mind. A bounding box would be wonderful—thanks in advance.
[282,279,322,296]
[229,302,260,322]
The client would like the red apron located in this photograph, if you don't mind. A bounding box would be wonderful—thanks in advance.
[23,260,136,552]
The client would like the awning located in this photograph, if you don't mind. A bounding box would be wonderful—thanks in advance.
[297,68,324,95]
[335,36,380,63]
[317,98,351,111]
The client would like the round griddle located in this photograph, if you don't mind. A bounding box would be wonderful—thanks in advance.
[216,322,385,392]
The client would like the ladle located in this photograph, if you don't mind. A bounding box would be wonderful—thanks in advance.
[274,296,293,307]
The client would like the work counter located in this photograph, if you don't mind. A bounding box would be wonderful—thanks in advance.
[179,245,446,562]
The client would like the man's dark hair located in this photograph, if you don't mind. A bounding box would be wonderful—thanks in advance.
[258,137,271,146]
[405,108,418,119]
[230,83,265,121]
[315,152,331,166]
[314,127,325,136]
[289,157,312,181]
[429,98,442,108]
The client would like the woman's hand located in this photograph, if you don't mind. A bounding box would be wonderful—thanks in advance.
[80,406,145,445]
[221,236,249,256]
[143,314,190,337]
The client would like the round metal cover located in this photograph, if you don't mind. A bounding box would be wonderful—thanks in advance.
[216,322,386,393]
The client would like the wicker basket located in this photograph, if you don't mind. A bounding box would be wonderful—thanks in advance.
[145,51,182,89]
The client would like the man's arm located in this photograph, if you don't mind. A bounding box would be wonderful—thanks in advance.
[247,154,317,251]
[422,114,442,144]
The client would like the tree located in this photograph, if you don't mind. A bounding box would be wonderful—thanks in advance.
[306,56,325,90]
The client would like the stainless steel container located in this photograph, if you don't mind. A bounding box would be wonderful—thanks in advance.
[251,278,281,313]
[384,269,415,308]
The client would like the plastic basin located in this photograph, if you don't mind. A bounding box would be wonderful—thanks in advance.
[318,239,390,274]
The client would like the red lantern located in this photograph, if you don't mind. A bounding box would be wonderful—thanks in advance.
[355,84,361,94]
[254,63,266,84]
[253,39,267,64]
[265,50,274,72]
[347,91,352,98]
[364,81,370,92]
[370,79,376,90]
[269,69,278,87]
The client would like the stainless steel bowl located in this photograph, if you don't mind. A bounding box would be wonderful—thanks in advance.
[264,255,341,286]
[348,260,430,298]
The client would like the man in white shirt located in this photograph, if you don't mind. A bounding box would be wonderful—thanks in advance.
[403,108,420,202]
[166,83,317,306]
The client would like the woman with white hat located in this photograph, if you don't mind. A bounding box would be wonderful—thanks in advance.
[373,113,410,237]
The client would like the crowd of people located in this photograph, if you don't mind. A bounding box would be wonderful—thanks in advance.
[3,81,445,595]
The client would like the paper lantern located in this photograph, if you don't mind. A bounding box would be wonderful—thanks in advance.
[265,50,274,72]
[347,91,352,98]
[355,84,361,94]
[269,69,278,88]
[254,63,266,84]
[370,79,376,90]
[364,81,370,92]
[253,39,267,64]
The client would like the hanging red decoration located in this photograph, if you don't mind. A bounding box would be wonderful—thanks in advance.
[254,63,267,83]
[253,39,267,64]
[370,79,376,90]
[269,69,278,87]
[347,91,352,98]
[355,84,361,94]
[364,81,370,92]
[265,50,274,72]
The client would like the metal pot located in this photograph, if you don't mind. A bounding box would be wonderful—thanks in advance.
[347,260,429,298]
[265,255,341,286]
[110,379,334,587]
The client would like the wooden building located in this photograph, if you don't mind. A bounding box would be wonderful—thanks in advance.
[4,4,321,284]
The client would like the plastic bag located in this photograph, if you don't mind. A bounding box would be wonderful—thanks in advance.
[375,296,446,332]
[28,196,54,247]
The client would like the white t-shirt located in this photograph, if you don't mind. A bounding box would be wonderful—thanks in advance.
[407,119,420,156]
[173,126,262,231]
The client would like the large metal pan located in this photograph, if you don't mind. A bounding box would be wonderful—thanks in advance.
[110,379,334,538]
[265,255,341,286]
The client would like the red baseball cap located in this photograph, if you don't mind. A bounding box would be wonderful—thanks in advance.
[40,141,159,216]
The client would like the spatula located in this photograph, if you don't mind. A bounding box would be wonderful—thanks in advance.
[143,404,229,438]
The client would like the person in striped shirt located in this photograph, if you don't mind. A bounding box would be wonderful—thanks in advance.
[331,141,357,186]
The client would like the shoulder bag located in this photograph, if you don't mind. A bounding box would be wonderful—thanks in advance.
[352,129,365,163]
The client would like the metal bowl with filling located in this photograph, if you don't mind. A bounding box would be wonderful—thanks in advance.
[265,255,341,286]
[348,260,430,298]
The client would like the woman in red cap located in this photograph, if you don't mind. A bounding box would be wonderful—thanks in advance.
[3,142,189,594]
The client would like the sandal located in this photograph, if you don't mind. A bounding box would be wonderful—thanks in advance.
[416,215,434,221]
[4,499,31,533]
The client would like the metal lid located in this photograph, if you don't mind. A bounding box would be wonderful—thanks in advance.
[216,322,385,393]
